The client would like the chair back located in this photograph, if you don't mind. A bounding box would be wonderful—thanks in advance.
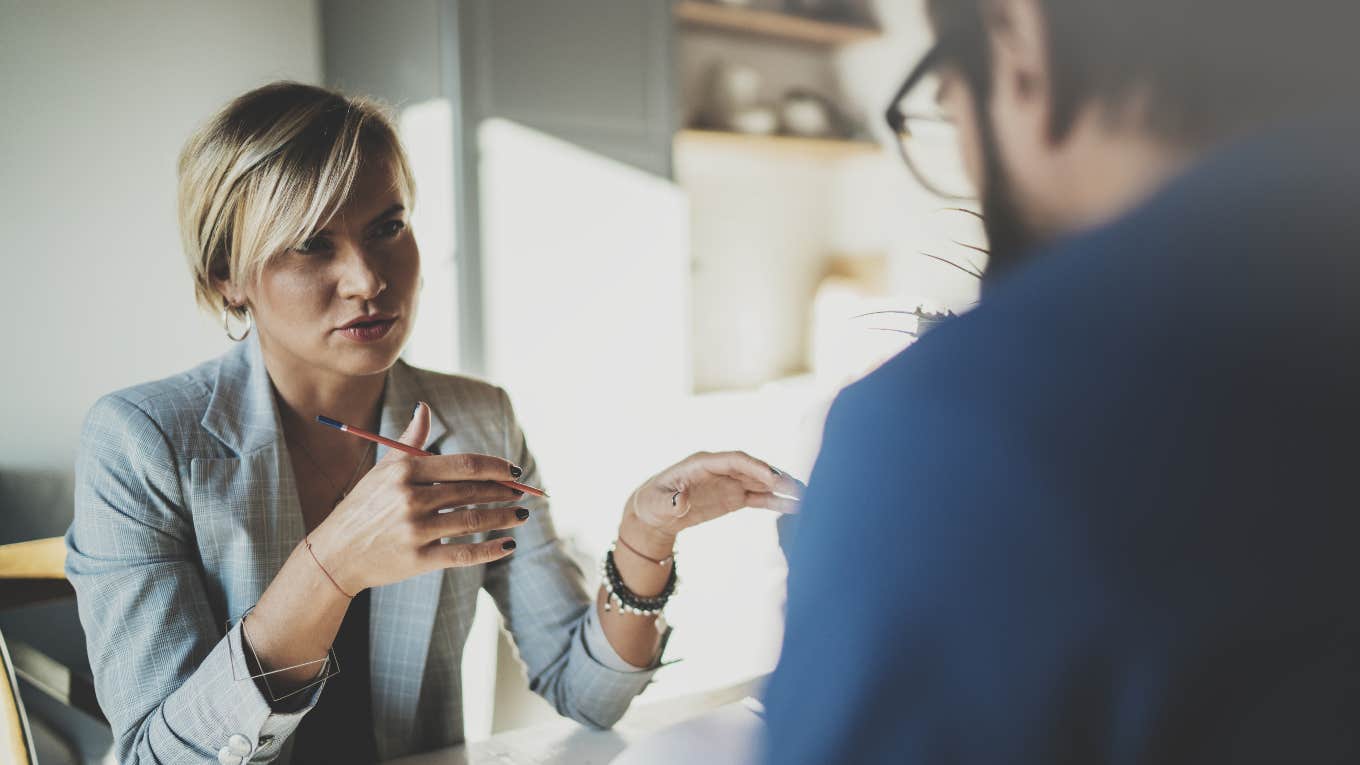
[0,536,73,764]
[0,629,36,765]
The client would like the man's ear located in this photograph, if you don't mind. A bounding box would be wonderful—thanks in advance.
[984,0,1052,132]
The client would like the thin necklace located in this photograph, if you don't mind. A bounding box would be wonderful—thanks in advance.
[293,429,375,508]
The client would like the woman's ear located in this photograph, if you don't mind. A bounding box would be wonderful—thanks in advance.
[211,275,245,310]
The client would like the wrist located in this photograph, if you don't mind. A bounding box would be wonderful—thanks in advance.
[621,498,676,559]
[302,526,361,598]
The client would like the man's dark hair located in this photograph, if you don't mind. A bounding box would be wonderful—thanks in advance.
[927,0,1360,148]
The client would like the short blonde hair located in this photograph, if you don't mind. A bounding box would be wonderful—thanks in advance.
[177,81,415,318]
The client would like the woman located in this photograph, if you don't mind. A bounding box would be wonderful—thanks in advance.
[65,82,802,765]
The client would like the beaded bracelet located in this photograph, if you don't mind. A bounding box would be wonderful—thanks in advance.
[600,542,678,616]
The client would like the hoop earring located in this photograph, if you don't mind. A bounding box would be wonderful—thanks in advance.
[223,300,252,342]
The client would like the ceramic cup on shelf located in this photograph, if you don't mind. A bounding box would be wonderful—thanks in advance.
[779,93,833,138]
[702,62,779,134]
[730,107,779,135]
[779,89,846,138]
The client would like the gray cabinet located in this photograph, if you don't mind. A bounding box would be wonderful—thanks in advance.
[461,0,676,177]
[322,0,677,374]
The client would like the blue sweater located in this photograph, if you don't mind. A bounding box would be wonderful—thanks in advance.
[763,112,1360,764]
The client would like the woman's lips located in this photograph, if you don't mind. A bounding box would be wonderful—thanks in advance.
[337,317,396,343]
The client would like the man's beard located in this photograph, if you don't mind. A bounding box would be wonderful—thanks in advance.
[975,104,1042,292]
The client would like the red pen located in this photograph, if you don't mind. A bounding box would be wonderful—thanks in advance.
[316,415,548,497]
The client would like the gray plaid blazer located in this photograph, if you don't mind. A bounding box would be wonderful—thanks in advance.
[66,335,659,764]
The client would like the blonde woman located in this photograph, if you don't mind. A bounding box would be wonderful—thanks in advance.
[65,82,802,765]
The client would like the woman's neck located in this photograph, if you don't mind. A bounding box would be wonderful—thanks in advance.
[260,340,388,435]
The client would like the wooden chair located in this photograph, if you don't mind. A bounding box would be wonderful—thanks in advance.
[0,538,62,765]
[0,537,106,765]
[0,627,37,765]
[0,538,70,611]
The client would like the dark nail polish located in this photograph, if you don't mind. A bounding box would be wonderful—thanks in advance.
[770,466,782,477]
[502,539,517,551]
[510,464,523,478]
[671,490,681,507]
[515,507,530,521]
[413,403,422,417]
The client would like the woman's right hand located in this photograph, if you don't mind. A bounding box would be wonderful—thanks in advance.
[306,401,528,594]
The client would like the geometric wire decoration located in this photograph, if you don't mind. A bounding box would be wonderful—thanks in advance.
[226,607,340,703]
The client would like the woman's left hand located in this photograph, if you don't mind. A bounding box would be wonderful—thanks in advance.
[627,451,806,540]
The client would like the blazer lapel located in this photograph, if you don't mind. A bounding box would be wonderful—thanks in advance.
[194,335,306,622]
[201,344,451,759]
[369,360,450,760]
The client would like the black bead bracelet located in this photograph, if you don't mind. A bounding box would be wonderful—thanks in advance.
[600,543,678,616]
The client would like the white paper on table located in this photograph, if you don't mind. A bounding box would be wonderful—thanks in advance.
[609,701,765,765]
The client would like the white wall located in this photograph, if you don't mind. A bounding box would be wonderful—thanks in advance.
[0,0,322,474]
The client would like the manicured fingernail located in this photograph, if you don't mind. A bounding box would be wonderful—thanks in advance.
[770,466,782,477]
[501,539,517,551]
[515,507,530,521]
[510,464,523,478]
[671,490,681,507]
[413,402,422,417]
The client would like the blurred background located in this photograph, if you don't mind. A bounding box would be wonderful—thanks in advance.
[0,1,981,761]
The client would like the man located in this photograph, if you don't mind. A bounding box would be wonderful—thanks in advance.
[764,0,1360,762]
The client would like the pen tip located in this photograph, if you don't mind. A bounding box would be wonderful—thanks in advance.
[316,415,344,430]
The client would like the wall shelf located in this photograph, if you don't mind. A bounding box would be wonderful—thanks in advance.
[673,1,880,46]
[676,128,882,158]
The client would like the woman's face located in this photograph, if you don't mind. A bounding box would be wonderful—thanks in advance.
[234,156,419,380]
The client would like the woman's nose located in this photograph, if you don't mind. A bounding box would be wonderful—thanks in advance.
[334,242,387,300]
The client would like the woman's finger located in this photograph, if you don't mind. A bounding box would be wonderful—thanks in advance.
[407,452,521,484]
[379,400,432,463]
[660,487,693,521]
[691,451,779,490]
[412,480,524,513]
[771,472,807,499]
[420,535,519,569]
[421,504,530,541]
[745,492,800,515]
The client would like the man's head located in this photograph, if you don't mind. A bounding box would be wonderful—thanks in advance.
[897,0,1359,283]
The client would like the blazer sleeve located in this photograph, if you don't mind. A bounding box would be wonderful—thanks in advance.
[65,394,320,764]
[480,387,665,729]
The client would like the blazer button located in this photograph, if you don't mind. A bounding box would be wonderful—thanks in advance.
[228,734,254,756]
[217,746,243,765]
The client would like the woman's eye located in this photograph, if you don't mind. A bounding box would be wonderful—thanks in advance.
[294,236,331,254]
[375,219,406,239]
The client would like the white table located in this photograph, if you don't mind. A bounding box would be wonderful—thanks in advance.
[385,676,766,765]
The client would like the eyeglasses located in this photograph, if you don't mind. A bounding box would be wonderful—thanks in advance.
[885,42,977,201]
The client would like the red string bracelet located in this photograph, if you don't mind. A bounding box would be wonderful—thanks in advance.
[304,535,354,599]
[616,535,675,567]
